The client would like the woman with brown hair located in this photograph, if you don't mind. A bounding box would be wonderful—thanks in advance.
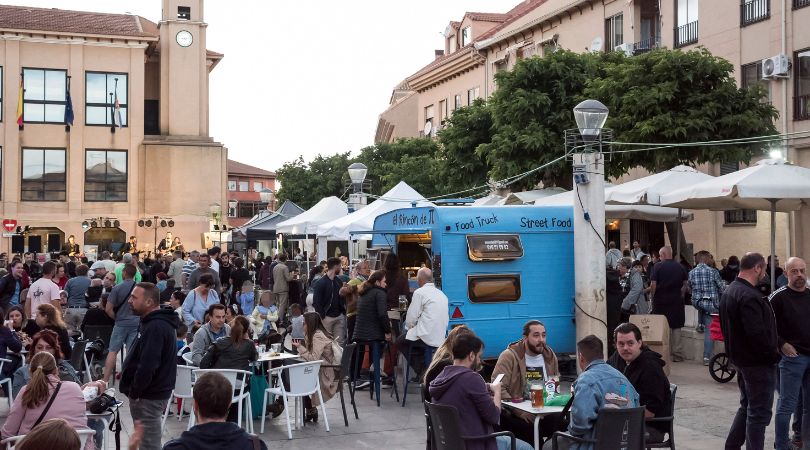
[34,303,71,360]
[1,352,92,449]
[199,315,258,372]
[11,329,80,397]
[292,312,340,422]
[422,325,473,402]
[383,254,411,310]
[16,418,82,450]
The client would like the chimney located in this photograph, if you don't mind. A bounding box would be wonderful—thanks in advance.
[435,49,445,59]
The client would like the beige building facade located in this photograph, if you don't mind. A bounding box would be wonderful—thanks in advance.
[0,0,227,256]
[379,0,810,261]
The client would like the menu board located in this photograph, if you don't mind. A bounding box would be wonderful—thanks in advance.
[466,234,524,261]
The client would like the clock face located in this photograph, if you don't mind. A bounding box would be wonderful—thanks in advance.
[176,30,193,47]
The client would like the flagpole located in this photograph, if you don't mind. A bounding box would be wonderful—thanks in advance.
[65,75,71,133]
[109,92,115,133]
[17,71,24,131]
[114,77,120,130]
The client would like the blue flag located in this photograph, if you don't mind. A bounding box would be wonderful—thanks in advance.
[64,87,74,132]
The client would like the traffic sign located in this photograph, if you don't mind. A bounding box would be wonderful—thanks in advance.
[2,219,16,233]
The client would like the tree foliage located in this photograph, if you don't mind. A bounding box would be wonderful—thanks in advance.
[436,98,494,194]
[355,138,443,198]
[275,153,352,210]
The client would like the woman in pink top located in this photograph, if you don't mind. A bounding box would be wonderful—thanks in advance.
[1,352,93,449]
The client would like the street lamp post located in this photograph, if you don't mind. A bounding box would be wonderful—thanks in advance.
[566,99,611,359]
[347,162,368,212]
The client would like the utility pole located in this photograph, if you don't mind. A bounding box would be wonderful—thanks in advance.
[566,100,611,360]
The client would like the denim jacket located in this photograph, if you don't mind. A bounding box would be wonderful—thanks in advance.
[568,359,640,450]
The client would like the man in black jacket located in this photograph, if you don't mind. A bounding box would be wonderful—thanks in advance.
[120,282,179,450]
[720,252,779,450]
[312,257,346,344]
[0,261,25,312]
[608,322,672,443]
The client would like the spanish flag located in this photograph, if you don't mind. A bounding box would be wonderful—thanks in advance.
[16,74,23,130]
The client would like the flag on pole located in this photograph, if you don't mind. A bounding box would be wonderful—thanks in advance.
[113,89,123,129]
[64,77,74,132]
[16,74,23,130]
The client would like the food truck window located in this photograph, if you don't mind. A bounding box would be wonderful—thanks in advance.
[467,274,521,303]
[466,234,524,261]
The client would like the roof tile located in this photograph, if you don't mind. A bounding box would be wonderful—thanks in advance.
[227,159,276,177]
[0,4,158,38]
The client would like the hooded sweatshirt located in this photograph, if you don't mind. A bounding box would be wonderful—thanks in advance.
[607,346,671,433]
[429,365,500,450]
[492,339,559,402]
[120,308,179,400]
[162,422,268,450]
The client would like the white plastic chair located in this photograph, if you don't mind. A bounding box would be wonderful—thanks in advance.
[162,365,196,432]
[193,369,253,433]
[0,358,13,409]
[2,429,95,449]
[260,360,330,439]
[182,352,195,366]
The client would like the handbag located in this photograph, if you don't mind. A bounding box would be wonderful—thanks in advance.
[249,366,268,419]
[87,392,117,414]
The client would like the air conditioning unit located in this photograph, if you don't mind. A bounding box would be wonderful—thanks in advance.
[762,54,789,79]
[614,43,633,56]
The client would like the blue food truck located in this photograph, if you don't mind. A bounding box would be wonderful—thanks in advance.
[356,205,575,360]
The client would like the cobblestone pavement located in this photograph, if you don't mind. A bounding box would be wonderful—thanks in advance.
[0,360,777,449]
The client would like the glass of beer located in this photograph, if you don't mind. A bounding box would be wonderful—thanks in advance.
[530,383,544,408]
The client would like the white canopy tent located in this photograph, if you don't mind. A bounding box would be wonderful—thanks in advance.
[471,194,505,206]
[661,158,810,291]
[533,186,694,222]
[315,181,433,259]
[276,196,349,235]
[497,187,567,205]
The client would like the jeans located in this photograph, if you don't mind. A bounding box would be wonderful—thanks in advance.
[323,314,346,345]
[726,365,777,450]
[129,397,169,450]
[670,327,685,361]
[497,435,533,450]
[109,324,139,353]
[775,355,810,449]
[702,313,714,360]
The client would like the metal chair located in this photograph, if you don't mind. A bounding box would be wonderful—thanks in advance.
[646,383,678,450]
[424,401,516,450]
[68,339,90,383]
[322,342,358,426]
[193,369,253,433]
[353,340,399,407]
[260,360,330,439]
[0,358,14,409]
[162,365,197,432]
[401,340,435,407]
[552,406,647,450]
[181,352,195,366]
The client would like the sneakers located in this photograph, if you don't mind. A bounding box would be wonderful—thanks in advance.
[354,380,371,390]
[703,358,710,366]
[381,377,394,389]
[696,324,705,333]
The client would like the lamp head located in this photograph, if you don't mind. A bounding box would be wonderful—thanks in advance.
[348,163,368,185]
[573,99,609,141]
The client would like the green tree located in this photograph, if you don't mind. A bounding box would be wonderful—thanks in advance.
[355,138,442,197]
[475,49,777,190]
[436,98,494,194]
[275,152,352,209]
[585,48,778,177]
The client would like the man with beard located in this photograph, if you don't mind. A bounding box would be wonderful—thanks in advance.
[491,320,560,444]
[770,257,810,450]
[720,252,780,450]
[607,323,672,444]
[430,333,533,450]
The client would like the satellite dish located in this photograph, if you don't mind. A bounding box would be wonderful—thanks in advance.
[424,121,433,136]
[590,37,603,53]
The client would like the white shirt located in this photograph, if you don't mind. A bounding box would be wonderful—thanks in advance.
[405,282,449,348]
[27,278,61,319]
[210,259,220,273]
[525,353,548,381]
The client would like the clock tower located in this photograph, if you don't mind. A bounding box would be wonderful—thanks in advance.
[158,0,210,136]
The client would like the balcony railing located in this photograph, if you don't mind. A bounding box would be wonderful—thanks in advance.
[674,21,698,48]
[794,0,810,10]
[633,36,662,54]
[741,0,770,26]
[796,94,810,121]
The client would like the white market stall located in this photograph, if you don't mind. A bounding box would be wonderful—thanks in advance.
[315,181,433,261]
[276,196,349,269]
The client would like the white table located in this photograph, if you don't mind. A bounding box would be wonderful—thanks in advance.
[256,351,300,363]
[502,401,565,450]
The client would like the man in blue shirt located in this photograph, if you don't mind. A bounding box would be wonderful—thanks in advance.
[688,250,726,365]
[545,335,639,450]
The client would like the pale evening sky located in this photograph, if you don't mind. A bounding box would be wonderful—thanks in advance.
[5,0,519,173]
